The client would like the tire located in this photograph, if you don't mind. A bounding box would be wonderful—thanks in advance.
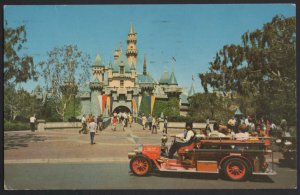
[222,157,250,181]
[130,155,151,176]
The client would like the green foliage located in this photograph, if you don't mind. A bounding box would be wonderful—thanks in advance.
[4,120,30,131]
[188,93,234,123]
[39,45,91,121]
[39,98,61,122]
[199,15,296,125]
[139,93,150,115]
[4,84,42,121]
[4,22,38,85]
[153,97,180,118]
[64,97,82,121]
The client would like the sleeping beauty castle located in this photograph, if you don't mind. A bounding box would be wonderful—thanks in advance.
[77,22,191,118]
[31,22,196,118]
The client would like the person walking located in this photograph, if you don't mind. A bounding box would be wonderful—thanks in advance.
[88,118,97,145]
[128,114,133,127]
[163,116,168,134]
[152,116,157,134]
[148,114,153,131]
[121,114,126,131]
[79,115,87,134]
[142,114,147,130]
[30,114,36,132]
[97,115,103,132]
[124,112,128,127]
[111,115,118,131]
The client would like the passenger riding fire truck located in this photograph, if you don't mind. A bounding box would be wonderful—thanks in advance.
[128,131,276,181]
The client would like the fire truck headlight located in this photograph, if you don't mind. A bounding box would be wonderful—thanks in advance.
[284,141,292,146]
[275,139,282,144]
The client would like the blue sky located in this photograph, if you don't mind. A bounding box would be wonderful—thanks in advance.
[4,4,295,94]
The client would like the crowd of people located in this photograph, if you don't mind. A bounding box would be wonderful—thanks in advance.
[202,115,282,140]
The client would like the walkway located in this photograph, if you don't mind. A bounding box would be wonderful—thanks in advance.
[4,122,182,164]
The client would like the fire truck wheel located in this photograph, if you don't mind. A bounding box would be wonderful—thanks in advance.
[130,155,152,176]
[222,157,250,181]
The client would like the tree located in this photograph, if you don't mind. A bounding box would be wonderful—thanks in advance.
[39,45,90,121]
[4,85,42,121]
[199,15,296,124]
[153,97,180,118]
[188,93,233,123]
[4,21,38,85]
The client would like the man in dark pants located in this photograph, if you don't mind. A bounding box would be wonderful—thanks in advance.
[147,114,152,131]
[30,114,36,132]
[79,115,87,134]
[168,121,196,159]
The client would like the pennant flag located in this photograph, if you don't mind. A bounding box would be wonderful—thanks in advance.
[146,95,151,112]
[138,95,142,111]
[150,95,156,115]
[110,96,114,113]
[106,96,111,113]
[102,95,107,113]
[135,96,139,112]
[132,98,137,113]
[98,95,102,114]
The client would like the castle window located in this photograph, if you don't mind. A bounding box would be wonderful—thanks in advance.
[120,66,124,74]
[120,80,124,87]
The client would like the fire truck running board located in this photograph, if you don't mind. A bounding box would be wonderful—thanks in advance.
[160,168,219,174]
[252,171,277,176]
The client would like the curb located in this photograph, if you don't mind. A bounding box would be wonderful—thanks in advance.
[4,157,130,164]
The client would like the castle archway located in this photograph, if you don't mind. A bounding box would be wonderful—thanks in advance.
[113,106,131,114]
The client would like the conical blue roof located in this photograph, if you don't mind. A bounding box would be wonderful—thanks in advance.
[112,54,131,73]
[137,74,155,84]
[92,53,104,67]
[92,76,101,83]
[159,70,169,84]
[169,70,178,85]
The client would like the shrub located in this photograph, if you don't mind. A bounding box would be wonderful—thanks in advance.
[4,120,30,131]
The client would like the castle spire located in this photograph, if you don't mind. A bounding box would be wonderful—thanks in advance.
[143,54,147,75]
[129,21,135,34]
[126,21,138,67]
[188,82,195,97]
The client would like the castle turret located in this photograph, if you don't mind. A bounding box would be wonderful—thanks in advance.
[126,22,138,67]
[92,53,105,82]
[169,69,178,86]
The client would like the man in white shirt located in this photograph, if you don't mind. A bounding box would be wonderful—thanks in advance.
[30,114,36,132]
[168,121,196,159]
[88,118,97,144]
[79,115,87,134]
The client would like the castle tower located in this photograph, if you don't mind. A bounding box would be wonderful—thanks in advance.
[126,22,138,67]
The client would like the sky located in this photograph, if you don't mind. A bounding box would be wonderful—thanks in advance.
[4,4,296,94]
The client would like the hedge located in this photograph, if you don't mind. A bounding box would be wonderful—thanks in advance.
[4,120,30,131]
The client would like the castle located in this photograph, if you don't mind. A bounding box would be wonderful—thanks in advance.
[32,22,196,118]
[78,22,188,118]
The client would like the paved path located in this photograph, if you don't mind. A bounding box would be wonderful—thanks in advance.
[4,123,182,164]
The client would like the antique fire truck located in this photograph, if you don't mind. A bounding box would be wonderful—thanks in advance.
[128,135,276,181]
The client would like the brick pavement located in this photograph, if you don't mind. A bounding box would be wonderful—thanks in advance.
[4,123,182,164]
[4,123,282,164]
